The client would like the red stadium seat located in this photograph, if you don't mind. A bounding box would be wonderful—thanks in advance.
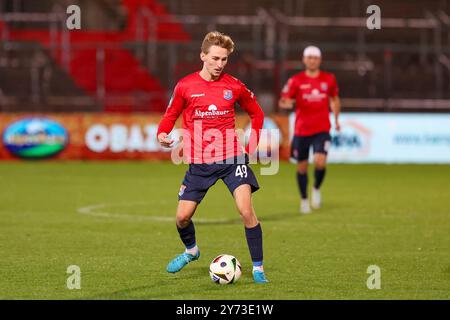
[0,0,190,112]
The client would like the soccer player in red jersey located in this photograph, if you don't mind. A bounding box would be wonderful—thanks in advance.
[157,31,268,283]
[279,46,341,214]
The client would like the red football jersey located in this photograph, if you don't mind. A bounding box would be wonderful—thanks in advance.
[157,72,264,163]
[281,71,338,136]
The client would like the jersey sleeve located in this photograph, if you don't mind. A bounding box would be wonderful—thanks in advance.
[329,74,339,97]
[237,82,265,154]
[280,76,297,99]
[157,83,185,136]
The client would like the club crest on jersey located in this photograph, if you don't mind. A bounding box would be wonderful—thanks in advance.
[178,185,186,197]
[320,82,328,91]
[223,90,233,100]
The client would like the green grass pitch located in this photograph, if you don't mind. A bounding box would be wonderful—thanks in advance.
[0,161,449,299]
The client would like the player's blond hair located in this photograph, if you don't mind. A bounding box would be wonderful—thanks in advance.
[201,31,235,54]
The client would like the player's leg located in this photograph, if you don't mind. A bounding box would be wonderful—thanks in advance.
[167,200,201,273]
[233,184,268,283]
[293,135,312,214]
[311,153,326,209]
[311,133,331,209]
[297,160,311,214]
[176,200,200,255]
[167,168,211,273]
[233,184,258,228]
[223,162,268,283]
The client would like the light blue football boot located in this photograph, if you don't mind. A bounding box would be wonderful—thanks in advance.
[166,250,200,273]
[253,270,269,284]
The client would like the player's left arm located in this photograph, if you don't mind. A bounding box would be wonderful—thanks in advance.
[237,84,265,154]
[330,96,341,131]
[329,75,341,132]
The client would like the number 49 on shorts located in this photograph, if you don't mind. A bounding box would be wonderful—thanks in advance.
[235,165,248,178]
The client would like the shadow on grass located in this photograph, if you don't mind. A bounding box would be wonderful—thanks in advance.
[79,265,270,300]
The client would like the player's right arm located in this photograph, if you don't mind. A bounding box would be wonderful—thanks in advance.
[157,83,185,148]
[278,77,297,110]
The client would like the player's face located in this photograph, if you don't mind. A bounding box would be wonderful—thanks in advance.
[201,45,229,78]
[303,55,321,71]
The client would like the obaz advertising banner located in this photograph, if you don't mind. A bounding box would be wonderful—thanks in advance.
[1,113,450,163]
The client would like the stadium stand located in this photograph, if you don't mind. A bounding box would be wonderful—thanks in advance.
[0,0,449,112]
[0,0,189,112]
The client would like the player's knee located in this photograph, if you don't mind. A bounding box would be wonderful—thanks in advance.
[314,163,326,170]
[313,156,327,169]
[297,163,308,174]
[314,160,326,169]
[238,207,255,220]
[176,213,192,228]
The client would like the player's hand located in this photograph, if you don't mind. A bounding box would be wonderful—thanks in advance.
[335,120,341,132]
[278,98,294,110]
[157,132,174,148]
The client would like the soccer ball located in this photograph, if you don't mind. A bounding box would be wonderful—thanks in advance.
[209,254,242,284]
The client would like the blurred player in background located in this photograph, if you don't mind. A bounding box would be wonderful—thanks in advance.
[157,31,268,283]
[279,46,341,214]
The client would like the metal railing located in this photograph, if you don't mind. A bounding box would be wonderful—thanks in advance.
[0,6,449,112]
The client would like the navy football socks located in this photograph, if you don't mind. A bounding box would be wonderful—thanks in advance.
[245,223,263,267]
[314,168,326,189]
[297,172,308,199]
[177,221,196,249]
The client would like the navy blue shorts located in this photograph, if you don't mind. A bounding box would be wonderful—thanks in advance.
[178,157,260,203]
[291,132,331,161]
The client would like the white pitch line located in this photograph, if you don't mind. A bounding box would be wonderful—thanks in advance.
[77,202,237,224]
